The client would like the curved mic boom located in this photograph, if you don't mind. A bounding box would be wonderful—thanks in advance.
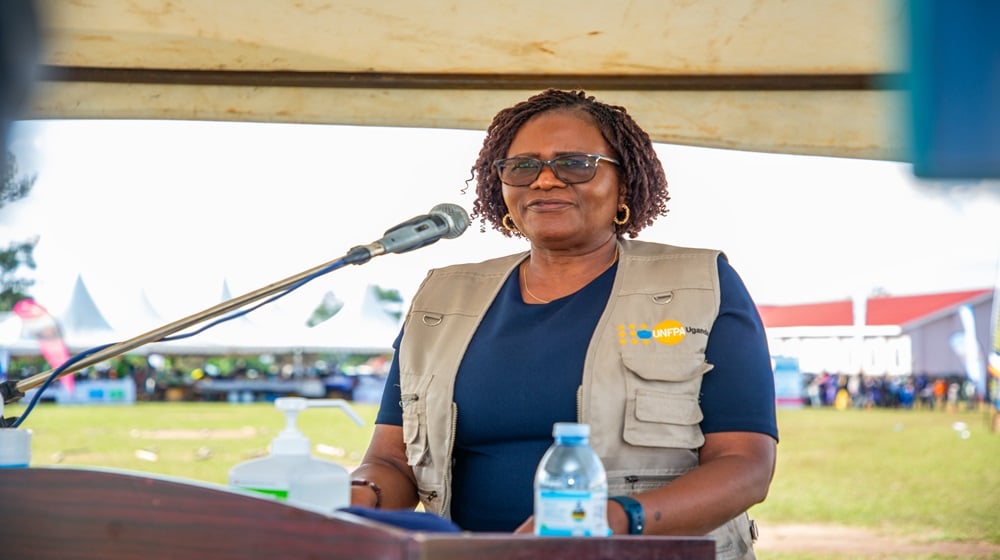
[3,203,471,405]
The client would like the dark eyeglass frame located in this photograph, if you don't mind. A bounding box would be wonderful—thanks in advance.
[493,153,621,186]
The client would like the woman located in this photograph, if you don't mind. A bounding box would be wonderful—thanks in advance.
[350,89,777,559]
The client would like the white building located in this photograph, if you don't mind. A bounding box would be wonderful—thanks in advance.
[759,288,993,378]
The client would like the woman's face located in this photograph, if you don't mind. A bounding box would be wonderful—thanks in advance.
[501,110,623,252]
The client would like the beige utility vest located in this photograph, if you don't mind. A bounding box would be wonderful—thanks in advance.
[398,239,756,559]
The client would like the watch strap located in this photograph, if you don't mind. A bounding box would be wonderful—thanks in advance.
[609,495,645,535]
[351,479,383,508]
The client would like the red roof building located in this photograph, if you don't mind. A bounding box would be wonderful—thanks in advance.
[759,288,994,377]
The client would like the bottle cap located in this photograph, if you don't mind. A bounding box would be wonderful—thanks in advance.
[271,430,310,455]
[552,422,590,438]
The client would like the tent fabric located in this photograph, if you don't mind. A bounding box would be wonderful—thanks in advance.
[146,286,399,356]
[0,276,118,355]
[145,282,399,356]
[1,276,399,357]
[24,0,908,160]
[60,275,114,335]
[0,313,35,355]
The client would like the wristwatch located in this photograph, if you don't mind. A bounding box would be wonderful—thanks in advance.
[609,495,645,535]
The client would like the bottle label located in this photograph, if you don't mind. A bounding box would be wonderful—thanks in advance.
[240,487,289,500]
[536,489,609,537]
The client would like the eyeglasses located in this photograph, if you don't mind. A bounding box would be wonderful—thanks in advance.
[493,154,620,186]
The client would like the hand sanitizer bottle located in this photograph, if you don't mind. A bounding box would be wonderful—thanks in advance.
[228,397,364,513]
[0,400,31,468]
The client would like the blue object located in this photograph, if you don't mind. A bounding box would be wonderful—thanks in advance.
[909,0,1000,178]
[608,495,645,535]
[338,506,462,533]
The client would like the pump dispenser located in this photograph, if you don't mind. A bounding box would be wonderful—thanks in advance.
[228,397,365,513]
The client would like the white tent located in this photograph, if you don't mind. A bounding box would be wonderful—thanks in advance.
[144,283,399,356]
[3,275,398,357]
[0,313,33,355]
[293,284,401,354]
[58,274,118,352]
[0,275,121,356]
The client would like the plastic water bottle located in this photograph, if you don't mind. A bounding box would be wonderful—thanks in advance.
[228,397,364,514]
[0,428,31,468]
[534,422,610,536]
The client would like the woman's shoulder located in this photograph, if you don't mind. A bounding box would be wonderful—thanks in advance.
[425,251,527,278]
[620,238,723,259]
[409,252,525,309]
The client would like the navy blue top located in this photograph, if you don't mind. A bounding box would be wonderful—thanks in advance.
[376,254,777,531]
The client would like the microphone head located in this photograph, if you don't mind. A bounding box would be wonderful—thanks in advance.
[430,203,470,239]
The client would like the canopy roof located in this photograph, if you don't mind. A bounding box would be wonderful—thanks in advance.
[26,0,908,160]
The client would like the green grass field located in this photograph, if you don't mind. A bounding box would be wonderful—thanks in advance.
[4,401,999,552]
[756,407,1000,557]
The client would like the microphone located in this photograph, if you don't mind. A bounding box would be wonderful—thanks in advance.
[343,203,470,265]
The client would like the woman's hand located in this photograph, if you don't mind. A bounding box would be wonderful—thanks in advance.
[349,424,420,510]
[629,431,776,536]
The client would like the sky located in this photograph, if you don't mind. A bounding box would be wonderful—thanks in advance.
[2,119,999,336]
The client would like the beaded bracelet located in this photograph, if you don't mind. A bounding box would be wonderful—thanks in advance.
[351,479,383,508]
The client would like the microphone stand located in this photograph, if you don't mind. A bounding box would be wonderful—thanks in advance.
[2,252,362,406]
[1,200,470,409]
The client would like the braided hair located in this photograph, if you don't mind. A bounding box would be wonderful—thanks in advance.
[470,89,669,239]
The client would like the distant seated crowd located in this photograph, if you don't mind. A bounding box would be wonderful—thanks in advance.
[5,354,390,404]
[803,371,988,411]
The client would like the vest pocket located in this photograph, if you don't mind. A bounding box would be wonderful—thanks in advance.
[621,351,711,449]
[710,513,756,560]
[402,413,429,467]
[400,373,433,467]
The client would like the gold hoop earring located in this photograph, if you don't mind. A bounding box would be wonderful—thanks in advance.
[502,213,520,234]
[613,203,630,226]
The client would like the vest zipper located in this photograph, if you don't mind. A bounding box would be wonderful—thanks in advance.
[576,385,583,422]
[441,402,459,515]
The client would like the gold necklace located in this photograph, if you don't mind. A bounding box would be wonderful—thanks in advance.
[521,263,551,304]
[521,246,619,304]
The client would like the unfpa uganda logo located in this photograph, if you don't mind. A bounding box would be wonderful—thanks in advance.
[618,320,686,345]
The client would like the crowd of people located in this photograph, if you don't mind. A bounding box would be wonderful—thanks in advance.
[4,353,392,404]
[803,371,987,411]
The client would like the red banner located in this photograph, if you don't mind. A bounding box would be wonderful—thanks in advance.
[12,299,75,394]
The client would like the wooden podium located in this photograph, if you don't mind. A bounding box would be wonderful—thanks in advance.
[0,467,715,559]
